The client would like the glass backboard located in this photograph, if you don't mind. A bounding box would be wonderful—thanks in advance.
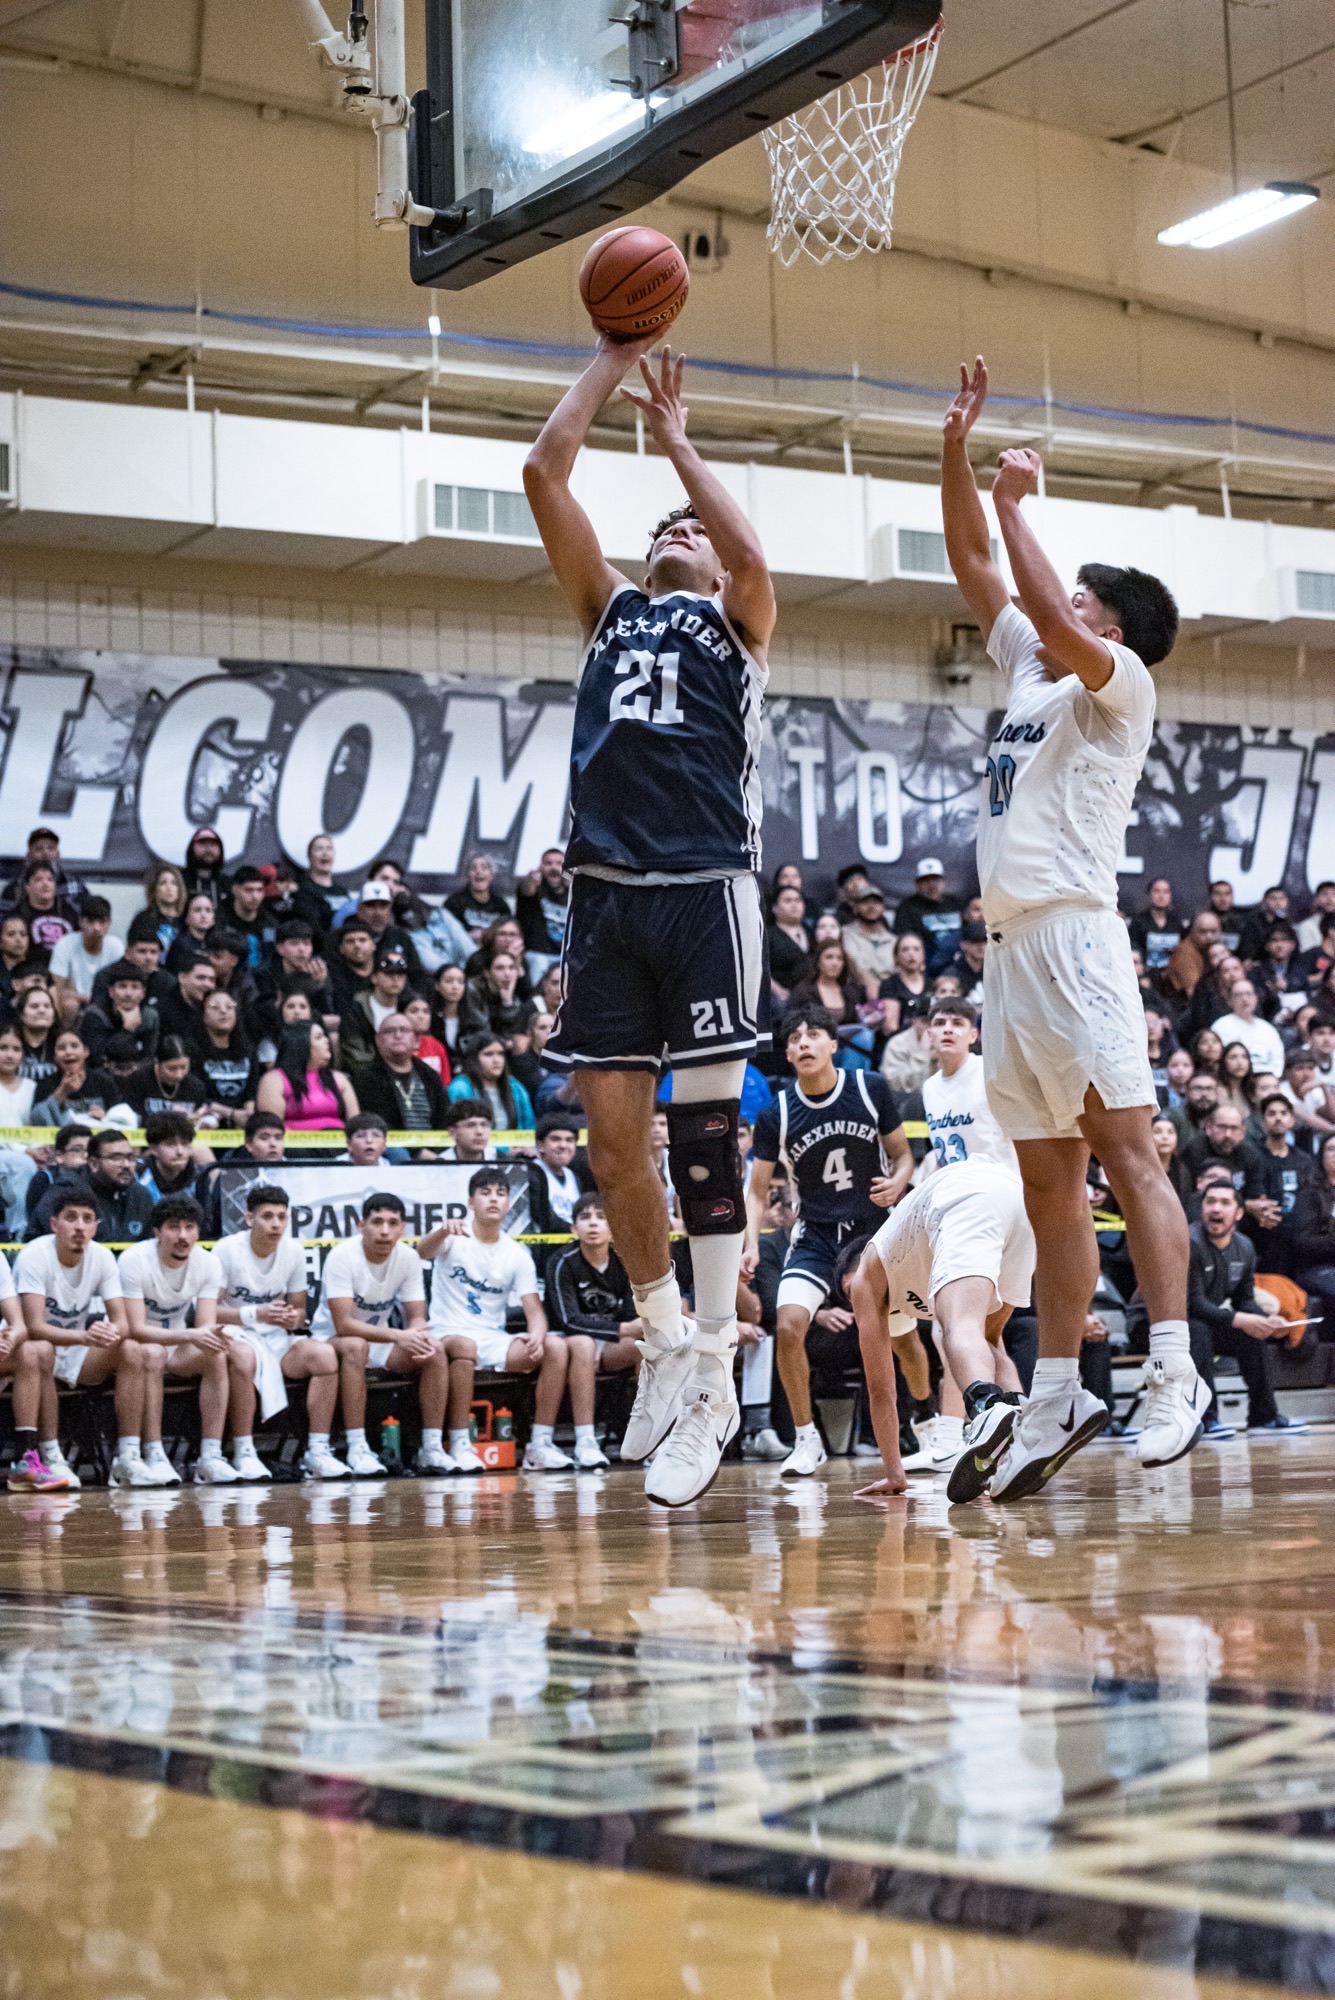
[411,0,940,288]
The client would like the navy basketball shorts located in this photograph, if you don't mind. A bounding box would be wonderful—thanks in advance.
[777,1218,866,1315]
[544,871,771,1075]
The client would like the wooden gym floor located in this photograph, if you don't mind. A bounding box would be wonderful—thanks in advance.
[3,1431,1335,1998]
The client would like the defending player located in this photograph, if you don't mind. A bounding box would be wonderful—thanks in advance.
[743,1007,911,1476]
[941,356,1200,1487]
[848,1158,1039,1502]
[525,340,777,1508]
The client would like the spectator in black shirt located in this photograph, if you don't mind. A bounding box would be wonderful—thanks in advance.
[165,892,220,974]
[892,856,965,973]
[1127,876,1182,977]
[92,915,176,1014]
[350,880,423,981]
[137,1111,205,1203]
[326,919,377,1017]
[0,913,32,1022]
[527,1113,596,1239]
[291,833,343,937]
[157,953,215,1048]
[339,945,412,1069]
[24,1123,92,1232]
[1287,1134,1335,1338]
[515,847,569,970]
[446,853,511,943]
[1295,917,1335,997]
[191,989,258,1121]
[30,1127,155,1242]
[15,985,60,1091]
[254,919,334,1042]
[1,826,85,912]
[878,931,931,1032]
[181,826,231,907]
[1251,1092,1319,1274]
[81,960,160,1066]
[766,883,812,1003]
[121,1037,209,1122]
[1188,1181,1294,1434]
[222,866,277,971]
[1237,885,1290,966]
[1181,1104,1268,1217]
[351,1014,452,1135]
[31,1029,115,1125]
[543,1193,643,1462]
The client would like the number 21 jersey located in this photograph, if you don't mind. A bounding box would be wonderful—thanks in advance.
[567,585,767,877]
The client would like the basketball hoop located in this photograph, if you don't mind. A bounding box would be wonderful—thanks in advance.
[763,18,942,267]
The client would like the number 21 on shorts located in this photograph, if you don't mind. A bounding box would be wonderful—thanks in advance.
[691,996,735,1039]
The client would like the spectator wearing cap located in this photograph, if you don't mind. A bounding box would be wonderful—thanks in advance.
[223,866,279,971]
[255,918,334,1041]
[182,827,231,907]
[156,953,217,1049]
[49,894,122,1025]
[941,920,987,1006]
[338,943,413,1069]
[350,878,423,981]
[1,827,86,912]
[81,960,160,1066]
[840,882,899,1000]
[892,857,965,973]
[350,1012,453,1137]
[832,864,874,926]
[445,852,512,943]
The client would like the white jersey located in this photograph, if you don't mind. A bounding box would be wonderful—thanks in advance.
[14,1236,120,1325]
[922,1054,1019,1178]
[977,603,1154,927]
[429,1229,539,1339]
[118,1241,222,1329]
[214,1230,308,1324]
[872,1158,1034,1322]
[309,1238,425,1342]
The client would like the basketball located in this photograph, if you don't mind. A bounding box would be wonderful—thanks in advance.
[579,225,689,341]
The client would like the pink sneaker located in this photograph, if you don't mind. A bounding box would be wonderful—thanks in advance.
[7,1449,71,1493]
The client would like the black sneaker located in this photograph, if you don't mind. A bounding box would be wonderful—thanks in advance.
[1247,1413,1307,1434]
[947,1388,1022,1506]
[1202,1415,1236,1440]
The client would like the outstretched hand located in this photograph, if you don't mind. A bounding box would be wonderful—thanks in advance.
[992,446,1042,505]
[943,356,988,443]
[619,345,689,451]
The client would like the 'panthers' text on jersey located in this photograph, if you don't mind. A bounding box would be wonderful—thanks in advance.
[753,1070,902,1230]
[566,585,766,876]
[922,1053,1019,1178]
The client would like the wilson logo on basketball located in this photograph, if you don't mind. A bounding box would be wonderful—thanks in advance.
[626,270,674,305]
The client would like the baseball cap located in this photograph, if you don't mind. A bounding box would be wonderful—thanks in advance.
[853,883,886,904]
[960,920,987,943]
[915,856,945,879]
[376,945,409,974]
[358,880,394,905]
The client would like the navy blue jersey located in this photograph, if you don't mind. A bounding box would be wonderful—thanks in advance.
[566,585,766,875]
[753,1071,902,1230]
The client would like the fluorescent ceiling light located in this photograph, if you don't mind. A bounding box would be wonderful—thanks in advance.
[1158,181,1318,249]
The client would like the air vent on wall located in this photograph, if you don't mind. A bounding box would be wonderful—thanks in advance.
[868,523,999,585]
[418,481,540,542]
[1277,568,1335,619]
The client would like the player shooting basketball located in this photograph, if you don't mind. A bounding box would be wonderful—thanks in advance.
[523,333,776,1509]
[940,356,1202,1492]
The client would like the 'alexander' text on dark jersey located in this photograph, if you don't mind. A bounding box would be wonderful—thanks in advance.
[566,585,766,875]
[753,1070,902,1230]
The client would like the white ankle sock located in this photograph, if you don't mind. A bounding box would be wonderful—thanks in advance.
[530,1423,553,1448]
[448,1429,470,1454]
[232,1435,253,1457]
[118,1436,141,1460]
[632,1269,686,1345]
[1031,1357,1079,1399]
[422,1427,443,1451]
[144,1441,169,1464]
[345,1427,366,1450]
[199,1438,223,1462]
[39,1440,62,1465]
[794,1421,818,1443]
[308,1431,330,1450]
[1149,1319,1190,1361]
[575,1424,596,1445]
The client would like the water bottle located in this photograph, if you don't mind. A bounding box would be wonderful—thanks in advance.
[380,1415,402,1469]
[494,1408,513,1442]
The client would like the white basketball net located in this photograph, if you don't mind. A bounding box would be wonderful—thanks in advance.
[763,19,942,267]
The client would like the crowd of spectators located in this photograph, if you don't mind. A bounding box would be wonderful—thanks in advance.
[0,818,1333,1478]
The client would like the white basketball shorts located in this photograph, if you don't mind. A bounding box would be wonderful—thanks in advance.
[870,1159,1035,1321]
[982,902,1156,1142]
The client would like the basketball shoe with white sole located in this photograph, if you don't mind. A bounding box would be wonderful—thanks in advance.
[989,1386,1110,1502]
[644,1386,739,1508]
[781,1430,828,1478]
[1135,1357,1208,1468]
[620,1325,696,1462]
[947,1389,1023,1505]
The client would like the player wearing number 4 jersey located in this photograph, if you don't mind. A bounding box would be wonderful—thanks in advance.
[745,1007,911,1478]
[525,338,777,1509]
[942,357,1201,1487]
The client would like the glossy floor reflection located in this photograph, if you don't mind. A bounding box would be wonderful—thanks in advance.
[4,1430,1335,1996]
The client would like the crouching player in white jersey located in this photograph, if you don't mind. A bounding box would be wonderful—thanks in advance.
[118,1197,233,1484]
[214,1183,344,1481]
[848,1159,1037,1500]
[941,357,1201,1486]
[418,1169,562,1473]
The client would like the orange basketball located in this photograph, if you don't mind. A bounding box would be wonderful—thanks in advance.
[579,226,689,341]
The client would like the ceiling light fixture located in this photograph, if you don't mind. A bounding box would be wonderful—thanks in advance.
[1157,181,1319,249]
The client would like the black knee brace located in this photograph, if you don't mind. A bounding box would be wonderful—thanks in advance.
[666,1097,744,1236]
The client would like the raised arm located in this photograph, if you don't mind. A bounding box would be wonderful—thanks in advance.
[523,334,657,638]
[941,358,1010,639]
[990,449,1115,691]
[621,348,776,660]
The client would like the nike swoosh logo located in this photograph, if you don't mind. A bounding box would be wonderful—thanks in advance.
[1058,1404,1076,1433]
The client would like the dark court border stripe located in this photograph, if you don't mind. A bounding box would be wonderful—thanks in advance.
[5,1717,1335,1994]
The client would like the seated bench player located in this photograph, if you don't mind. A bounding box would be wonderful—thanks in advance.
[308,1191,432,1477]
[118,1196,237,1485]
[14,1193,152,1485]
[847,1156,1103,1505]
[1,1244,71,1492]
[418,1168,564,1473]
[213,1183,345,1481]
[543,1191,644,1469]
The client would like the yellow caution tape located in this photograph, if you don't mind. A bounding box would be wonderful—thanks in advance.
[0,1127,549,1149]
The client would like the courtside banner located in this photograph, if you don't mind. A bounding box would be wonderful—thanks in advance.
[3,647,1332,906]
[217,1159,533,1244]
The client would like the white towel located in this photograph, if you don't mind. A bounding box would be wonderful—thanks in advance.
[229,1325,290,1423]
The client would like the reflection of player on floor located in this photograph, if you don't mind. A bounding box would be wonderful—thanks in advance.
[743,1007,910,1478]
[848,1159,1039,1501]
[942,356,1201,1489]
[525,339,777,1509]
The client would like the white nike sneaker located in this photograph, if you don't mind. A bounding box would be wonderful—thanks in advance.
[620,1326,696,1462]
[142,1449,182,1486]
[741,1426,789,1462]
[231,1445,272,1483]
[989,1386,1109,1502]
[110,1453,159,1489]
[345,1440,385,1477]
[781,1430,828,1478]
[414,1443,458,1476]
[644,1386,739,1508]
[523,1438,573,1471]
[901,1416,944,1473]
[573,1434,610,1470]
[41,1448,81,1490]
[451,1440,488,1476]
[1136,1357,1209,1468]
[191,1454,240,1485]
[929,1414,965,1471]
[300,1443,350,1480]
[946,1392,1023,1505]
